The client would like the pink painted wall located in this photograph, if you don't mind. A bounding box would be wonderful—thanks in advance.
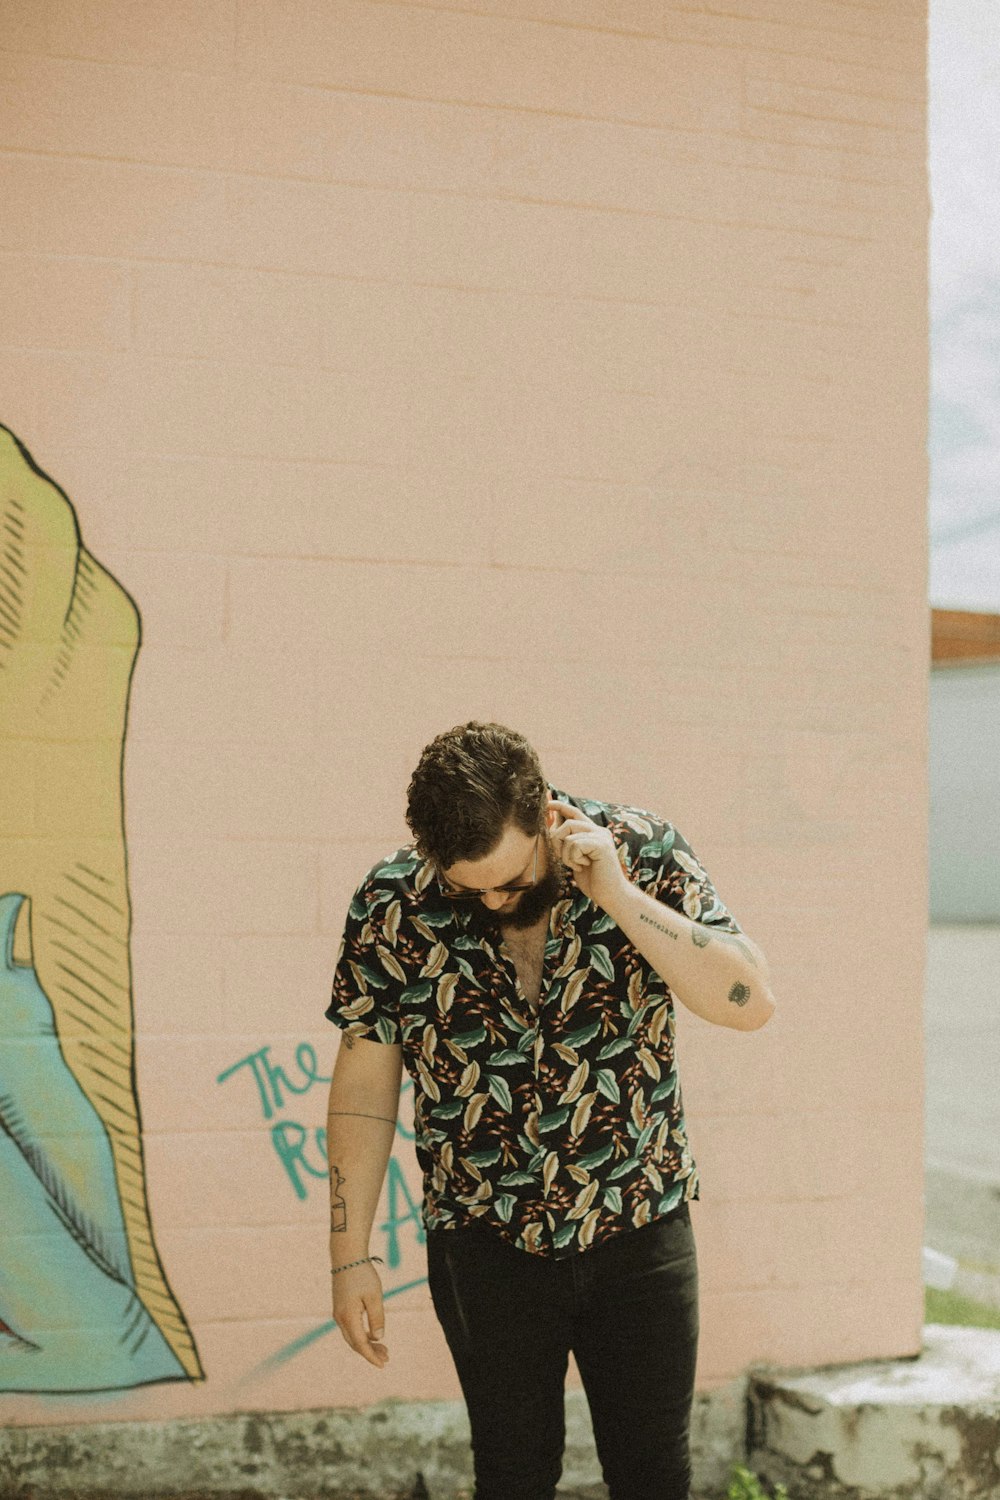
[0,0,928,1425]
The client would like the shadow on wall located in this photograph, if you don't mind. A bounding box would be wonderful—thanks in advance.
[0,424,202,1393]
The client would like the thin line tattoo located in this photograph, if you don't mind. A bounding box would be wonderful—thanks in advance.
[328,1111,397,1123]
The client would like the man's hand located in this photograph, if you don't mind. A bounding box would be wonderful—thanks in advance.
[331,1260,389,1369]
[547,798,630,911]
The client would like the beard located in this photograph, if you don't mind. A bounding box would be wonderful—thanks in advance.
[465,831,569,937]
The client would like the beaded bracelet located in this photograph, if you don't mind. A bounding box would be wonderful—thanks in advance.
[330,1255,384,1276]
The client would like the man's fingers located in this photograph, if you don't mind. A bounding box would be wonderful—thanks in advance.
[337,1304,388,1367]
[551,819,595,855]
[338,1309,372,1357]
[363,1290,386,1347]
[559,832,601,865]
[548,798,594,826]
[550,812,591,833]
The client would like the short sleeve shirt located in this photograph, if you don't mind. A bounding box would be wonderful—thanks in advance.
[326,784,745,1259]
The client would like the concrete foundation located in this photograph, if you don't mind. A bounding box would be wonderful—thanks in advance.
[747,1323,1000,1500]
[0,1379,746,1500]
[2,1327,998,1499]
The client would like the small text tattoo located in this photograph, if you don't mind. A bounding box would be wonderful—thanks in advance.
[330,1164,347,1232]
[638,911,677,940]
[729,981,751,1009]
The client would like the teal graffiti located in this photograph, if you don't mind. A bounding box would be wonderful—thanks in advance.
[216,1041,430,1378]
[270,1121,328,1201]
[379,1156,425,1270]
[254,1277,429,1375]
[217,1043,416,1202]
[216,1043,331,1121]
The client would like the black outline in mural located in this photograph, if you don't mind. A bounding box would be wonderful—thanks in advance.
[0,424,203,1393]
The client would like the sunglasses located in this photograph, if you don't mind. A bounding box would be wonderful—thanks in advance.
[439,831,540,901]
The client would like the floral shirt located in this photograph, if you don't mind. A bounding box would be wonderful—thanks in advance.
[325,784,745,1260]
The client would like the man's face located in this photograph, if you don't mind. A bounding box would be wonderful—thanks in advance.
[441,816,566,933]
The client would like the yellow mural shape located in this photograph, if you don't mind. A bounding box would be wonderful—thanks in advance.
[0,424,201,1390]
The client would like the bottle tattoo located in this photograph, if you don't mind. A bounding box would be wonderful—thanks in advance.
[330,1163,348,1233]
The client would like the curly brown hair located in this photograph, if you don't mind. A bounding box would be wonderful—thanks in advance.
[405,721,547,868]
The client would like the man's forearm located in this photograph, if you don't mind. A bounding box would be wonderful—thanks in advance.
[600,881,776,1032]
[327,1095,397,1262]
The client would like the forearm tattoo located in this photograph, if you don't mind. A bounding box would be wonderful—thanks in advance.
[327,1116,396,1234]
[639,911,677,939]
[707,929,760,967]
[330,1164,347,1233]
[341,1032,356,1049]
[639,909,761,1011]
[689,919,759,967]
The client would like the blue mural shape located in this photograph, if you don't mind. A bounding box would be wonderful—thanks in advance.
[0,893,186,1390]
[0,424,202,1392]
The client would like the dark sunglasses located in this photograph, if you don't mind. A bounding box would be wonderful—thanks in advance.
[439,832,540,901]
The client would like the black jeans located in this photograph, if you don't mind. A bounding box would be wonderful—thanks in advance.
[425,1203,699,1500]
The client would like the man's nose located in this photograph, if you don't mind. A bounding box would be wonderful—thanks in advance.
[481,890,510,910]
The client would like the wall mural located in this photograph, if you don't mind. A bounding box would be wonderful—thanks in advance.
[0,425,202,1393]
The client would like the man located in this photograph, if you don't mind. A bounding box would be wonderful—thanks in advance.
[325,721,775,1500]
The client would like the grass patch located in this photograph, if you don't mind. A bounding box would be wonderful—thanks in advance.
[725,1463,790,1499]
[925,1284,1000,1329]
[955,1254,1000,1276]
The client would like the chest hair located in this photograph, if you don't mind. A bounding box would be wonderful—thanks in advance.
[500,918,549,1009]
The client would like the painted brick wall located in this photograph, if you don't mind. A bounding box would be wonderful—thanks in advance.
[0,0,928,1426]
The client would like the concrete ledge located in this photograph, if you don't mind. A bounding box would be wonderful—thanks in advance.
[11,1329,998,1500]
[0,1380,748,1500]
[746,1323,1000,1500]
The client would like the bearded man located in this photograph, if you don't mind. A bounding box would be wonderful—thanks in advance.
[325,720,775,1500]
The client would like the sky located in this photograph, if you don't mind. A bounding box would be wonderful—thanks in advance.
[928,0,1000,610]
